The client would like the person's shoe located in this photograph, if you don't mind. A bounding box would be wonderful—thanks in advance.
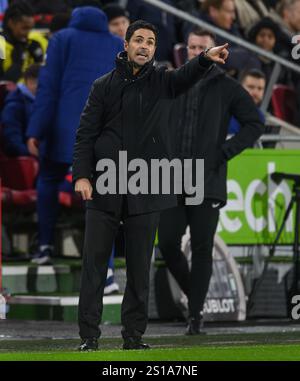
[123,337,150,350]
[104,282,120,295]
[185,316,206,335]
[31,248,53,265]
[78,338,98,351]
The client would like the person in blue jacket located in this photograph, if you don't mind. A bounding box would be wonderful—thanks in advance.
[2,63,40,157]
[26,1,124,265]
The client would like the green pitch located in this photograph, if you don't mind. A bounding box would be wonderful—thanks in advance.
[1,332,300,361]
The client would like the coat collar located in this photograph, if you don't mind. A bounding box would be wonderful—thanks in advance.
[115,51,155,82]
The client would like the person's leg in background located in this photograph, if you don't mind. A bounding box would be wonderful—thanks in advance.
[104,246,120,295]
[158,205,190,299]
[121,210,160,350]
[186,199,220,334]
[32,157,71,265]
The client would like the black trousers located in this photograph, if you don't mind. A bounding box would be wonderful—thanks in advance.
[78,198,159,339]
[158,199,220,318]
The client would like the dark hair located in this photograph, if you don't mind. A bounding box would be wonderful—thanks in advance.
[248,17,280,43]
[202,0,226,12]
[240,69,266,83]
[24,63,41,81]
[125,20,158,45]
[187,27,216,44]
[3,1,34,32]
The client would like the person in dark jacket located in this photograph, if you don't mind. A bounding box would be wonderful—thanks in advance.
[158,29,264,335]
[1,63,40,157]
[73,20,229,351]
[26,3,124,265]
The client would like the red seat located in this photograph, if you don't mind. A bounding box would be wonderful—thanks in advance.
[0,156,39,190]
[0,156,38,211]
[173,43,187,68]
[271,85,297,125]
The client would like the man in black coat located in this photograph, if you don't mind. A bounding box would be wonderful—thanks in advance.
[158,28,264,335]
[73,20,229,351]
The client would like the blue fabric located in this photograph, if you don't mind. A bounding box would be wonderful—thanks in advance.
[27,6,124,163]
[37,158,71,245]
[229,107,265,134]
[1,85,34,156]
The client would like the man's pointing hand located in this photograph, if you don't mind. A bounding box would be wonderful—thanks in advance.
[205,43,229,65]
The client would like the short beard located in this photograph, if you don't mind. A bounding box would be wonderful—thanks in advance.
[132,61,144,69]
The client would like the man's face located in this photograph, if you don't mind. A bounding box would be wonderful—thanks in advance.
[209,0,235,30]
[242,76,266,105]
[8,16,35,42]
[284,0,300,33]
[187,34,215,60]
[109,16,130,40]
[125,28,156,66]
[255,28,276,52]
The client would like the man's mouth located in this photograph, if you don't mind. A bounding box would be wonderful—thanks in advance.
[137,53,148,58]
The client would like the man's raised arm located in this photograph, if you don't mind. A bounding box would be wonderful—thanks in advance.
[162,44,229,98]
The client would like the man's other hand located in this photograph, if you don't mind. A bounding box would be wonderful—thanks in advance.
[205,43,229,64]
[75,178,93,200]
[27,137,40,157]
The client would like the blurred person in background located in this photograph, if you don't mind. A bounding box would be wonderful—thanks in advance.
[229,69,266,134]
[103,4,130,39]
[26,1,124,265]
[2,63,40,157]
[248,17,292,84]
[183,0,261,78]
[158,28,264,335]
[0,1,47,82]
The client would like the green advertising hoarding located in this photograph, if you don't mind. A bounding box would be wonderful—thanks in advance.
[218,149,300,245]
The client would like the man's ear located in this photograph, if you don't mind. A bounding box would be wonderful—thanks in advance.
[124,40,128,51]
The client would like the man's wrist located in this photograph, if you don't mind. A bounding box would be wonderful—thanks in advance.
[203,47,213,61]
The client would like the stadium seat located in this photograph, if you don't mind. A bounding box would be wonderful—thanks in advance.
[271,85,297,125]
[0,156,39,190]
[173,43,187,68]
[0,156,38,211]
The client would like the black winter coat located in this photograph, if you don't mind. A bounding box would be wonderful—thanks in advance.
[72,51,212,215]
[171,65,264,207]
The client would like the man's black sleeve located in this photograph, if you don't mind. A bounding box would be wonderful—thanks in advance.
[216,83,265,167]
[161,53,213,98]
[72,79,104,185]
